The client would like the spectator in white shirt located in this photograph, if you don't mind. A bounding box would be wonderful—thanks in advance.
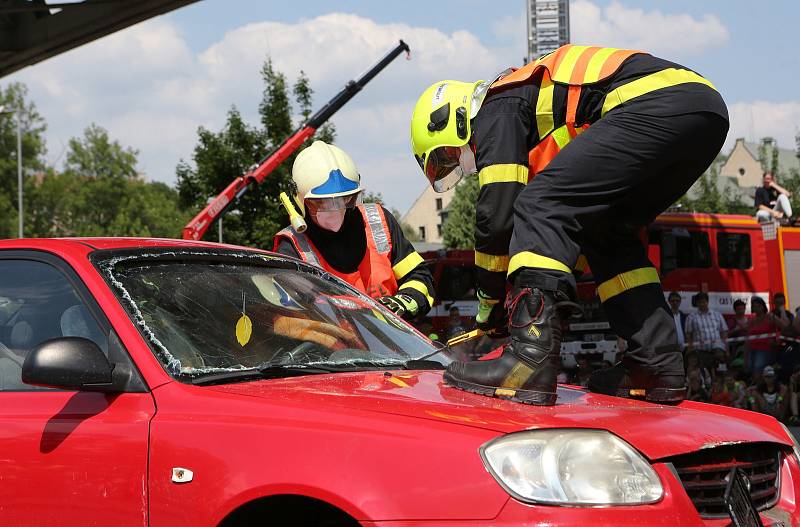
[686,291,728,368]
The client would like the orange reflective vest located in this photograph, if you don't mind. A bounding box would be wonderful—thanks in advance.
[273,203,398,299]
[488,45,642,178]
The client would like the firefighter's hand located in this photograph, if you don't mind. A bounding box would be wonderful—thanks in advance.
[475,290,509,338]
[377,293,418,321]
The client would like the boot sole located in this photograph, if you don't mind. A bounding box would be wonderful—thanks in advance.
[616,386,687,403]
[443,371,557,406]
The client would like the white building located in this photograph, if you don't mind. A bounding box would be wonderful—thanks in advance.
[527,0,570,61]
[401,185,456,246]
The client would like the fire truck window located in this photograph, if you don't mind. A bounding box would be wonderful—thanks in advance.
[669,230,711,269]
[438,266,476,301]
[717,233,752,269]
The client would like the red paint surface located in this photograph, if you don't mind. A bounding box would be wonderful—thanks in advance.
[0,237,798,526]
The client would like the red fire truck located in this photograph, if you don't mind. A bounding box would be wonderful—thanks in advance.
[423,213,800,365]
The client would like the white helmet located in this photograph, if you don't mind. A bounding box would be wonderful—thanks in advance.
[291,140,362,215]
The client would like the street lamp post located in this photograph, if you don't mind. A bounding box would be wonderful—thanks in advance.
[0,105,23,238]
[15,112,21,238]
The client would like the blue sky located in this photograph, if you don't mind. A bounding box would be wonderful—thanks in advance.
[10,1,800,213]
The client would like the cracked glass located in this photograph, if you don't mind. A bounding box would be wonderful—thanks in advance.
[93,250,448,383]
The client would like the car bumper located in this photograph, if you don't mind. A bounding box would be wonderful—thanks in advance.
[361,461,800,526]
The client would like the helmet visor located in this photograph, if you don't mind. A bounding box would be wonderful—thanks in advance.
[305,193,360,214]
[424,146,463,192]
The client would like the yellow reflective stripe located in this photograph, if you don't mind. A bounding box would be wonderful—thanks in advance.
[583,47,619,83]
[597,267,660,302]
[552,45,589,81]
[602,68,716,116]
[551,125,572,148]
[536,75,555,138]
[399,279,434,308]
[475,251,510,273]
[392,251,424,280]
[478,164,529,186]
[508,251,571,277]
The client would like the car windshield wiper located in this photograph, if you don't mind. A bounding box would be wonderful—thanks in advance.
[190,364,337,386]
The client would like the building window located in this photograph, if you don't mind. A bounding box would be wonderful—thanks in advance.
[435,198,443,211]
[437,224,442,237]
[419,226,426,240]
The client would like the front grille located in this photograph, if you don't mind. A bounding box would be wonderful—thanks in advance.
[665,442,782,518]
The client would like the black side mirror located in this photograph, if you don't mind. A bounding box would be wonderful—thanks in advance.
[22,337,116,392]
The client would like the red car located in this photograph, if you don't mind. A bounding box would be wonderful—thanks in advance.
[1,237,798,527]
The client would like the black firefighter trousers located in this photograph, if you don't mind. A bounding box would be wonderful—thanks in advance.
[509,108,729,374]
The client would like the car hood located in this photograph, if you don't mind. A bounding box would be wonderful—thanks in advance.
[205,370,791,460]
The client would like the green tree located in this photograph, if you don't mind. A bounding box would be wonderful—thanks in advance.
[177,57,337,248]
[0,82,47,238]
[442,174,479,249]
[65,123,138,180]
[27,124,188,237]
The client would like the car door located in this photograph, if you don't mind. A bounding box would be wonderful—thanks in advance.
[0,252,155,527]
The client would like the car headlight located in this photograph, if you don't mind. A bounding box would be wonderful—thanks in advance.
[480,429,663,506]
[779,422,800,462]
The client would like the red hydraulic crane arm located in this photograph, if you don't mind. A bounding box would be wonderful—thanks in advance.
[182,39,411,240]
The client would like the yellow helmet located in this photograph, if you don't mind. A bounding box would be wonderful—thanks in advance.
[410,79,487,192]
[291,140,362,215]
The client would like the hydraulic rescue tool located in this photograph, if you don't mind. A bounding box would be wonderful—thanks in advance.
[182,39,411,241]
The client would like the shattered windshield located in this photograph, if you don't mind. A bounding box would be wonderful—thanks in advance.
[94,250,445,383]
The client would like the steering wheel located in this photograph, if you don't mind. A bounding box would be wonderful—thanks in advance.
[273,341,328,365]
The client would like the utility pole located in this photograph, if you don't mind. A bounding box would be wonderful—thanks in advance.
[16,112,22,238]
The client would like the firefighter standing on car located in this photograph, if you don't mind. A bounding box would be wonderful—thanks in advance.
[274,140,434,321]
[411,45,729,404]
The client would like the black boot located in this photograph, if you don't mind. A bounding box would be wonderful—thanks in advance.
[443,272,579,406]
[588,308,686,402]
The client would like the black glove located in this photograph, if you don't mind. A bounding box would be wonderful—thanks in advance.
[475,290,509,338]
[377,293,418,321]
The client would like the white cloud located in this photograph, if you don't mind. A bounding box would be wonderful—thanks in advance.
[10,13,505,212]
[725,101,800,152]
[571,0,729,58]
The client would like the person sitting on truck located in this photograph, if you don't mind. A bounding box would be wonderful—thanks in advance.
[273,141,434,322]
[755,171,794,224]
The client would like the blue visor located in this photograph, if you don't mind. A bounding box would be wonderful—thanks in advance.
[311,169,359,195]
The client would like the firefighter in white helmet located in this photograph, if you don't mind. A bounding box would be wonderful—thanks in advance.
[273,140,434,321]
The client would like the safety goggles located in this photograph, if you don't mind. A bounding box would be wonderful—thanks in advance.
[418,145,474,193]
[305,193,360,215]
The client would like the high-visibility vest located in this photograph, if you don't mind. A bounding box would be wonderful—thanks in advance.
[488,45,716,179]
[273,203,398,299]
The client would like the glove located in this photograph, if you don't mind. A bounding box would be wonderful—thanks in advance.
[377,293,419,321]
[475,290,509,338]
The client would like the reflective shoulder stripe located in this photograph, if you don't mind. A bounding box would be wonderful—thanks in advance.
[475,251,510,273]
[583,47,618,83]
[552,45,590,82]
[597,267,660,302]
[535,75,555,138]
[601,68,716,116]
[551,125,573,148]
[276,227,321,267]
[398,279,434,308]
[361,203,391,255]
[508,251,572,277]
[568,47,601,84]
[392,251,424,280]
[478,164,529,186]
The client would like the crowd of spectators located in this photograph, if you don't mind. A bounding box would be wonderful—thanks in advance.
[430,290,800,424]
[556,291,800,423]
